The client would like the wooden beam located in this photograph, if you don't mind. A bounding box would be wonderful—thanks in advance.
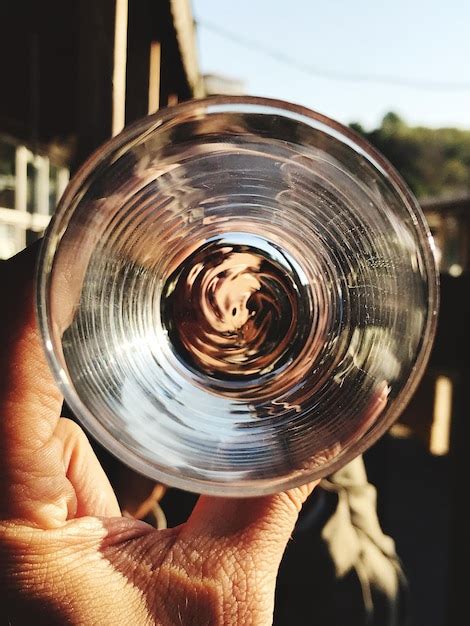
[125,0,152,124]
[112,0,128,136]
[74,0,128,170]
[148,41,161,115]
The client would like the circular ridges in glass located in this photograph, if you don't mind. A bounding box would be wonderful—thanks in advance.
[37,96,438,495]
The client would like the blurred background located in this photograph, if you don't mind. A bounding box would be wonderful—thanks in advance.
[1,2,469,624]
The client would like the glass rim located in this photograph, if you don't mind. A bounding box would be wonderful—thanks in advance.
[36,95,440,496]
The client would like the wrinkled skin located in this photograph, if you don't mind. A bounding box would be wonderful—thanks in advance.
[0,245,317,626]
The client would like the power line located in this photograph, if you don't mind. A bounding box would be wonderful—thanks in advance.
[198,19,470,92]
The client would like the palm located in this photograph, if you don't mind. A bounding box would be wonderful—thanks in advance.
[3,512,256,626]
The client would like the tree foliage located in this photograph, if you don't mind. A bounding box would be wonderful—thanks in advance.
[350,114,470,199]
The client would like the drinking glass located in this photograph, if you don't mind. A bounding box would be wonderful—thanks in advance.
[36,96,438,496]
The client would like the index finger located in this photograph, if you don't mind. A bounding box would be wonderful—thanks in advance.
[0,243,74,526]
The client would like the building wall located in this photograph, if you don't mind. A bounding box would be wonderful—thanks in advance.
[0,0,201,259]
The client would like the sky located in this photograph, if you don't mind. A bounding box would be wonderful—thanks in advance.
[193,0,470,130]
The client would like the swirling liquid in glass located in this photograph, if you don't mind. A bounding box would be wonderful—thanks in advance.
[161,234,307,382]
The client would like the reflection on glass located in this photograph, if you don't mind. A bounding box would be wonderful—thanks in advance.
[37,97,438,496]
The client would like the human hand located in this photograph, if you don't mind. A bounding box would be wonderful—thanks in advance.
[0,244,317,626]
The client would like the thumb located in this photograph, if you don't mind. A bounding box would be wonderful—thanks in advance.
[175,484,317,623]
[183,482,318,573]
[186,483,317,545]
